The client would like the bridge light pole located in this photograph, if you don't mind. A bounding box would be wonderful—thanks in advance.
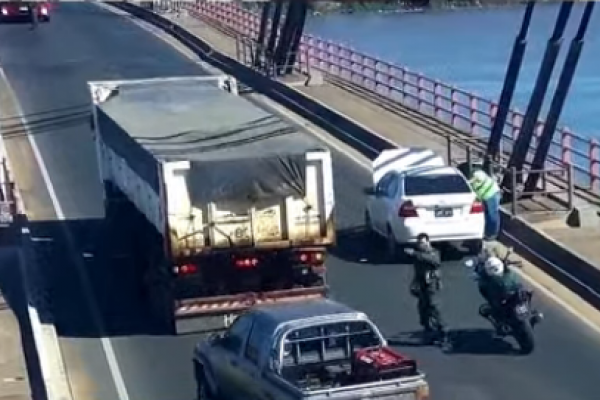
[501,1,574,197]
[484,2,535,171]
[523,2,595,194]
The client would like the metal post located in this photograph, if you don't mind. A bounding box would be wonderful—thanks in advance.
[567,162,574,210]
[274,1,296,75]
[266,0,284,68]
[524,2,595,193]
[484,2,535,169]
[285,0,308,75]
[446,136,452,166]
[511,167,518,217]
[466,146,472,177]
[501,2,574,191]
[254,2,272,68]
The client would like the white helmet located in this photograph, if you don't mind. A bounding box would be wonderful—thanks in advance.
[484,257,504,277]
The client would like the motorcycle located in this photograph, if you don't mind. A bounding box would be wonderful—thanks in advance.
[464,247,543,354]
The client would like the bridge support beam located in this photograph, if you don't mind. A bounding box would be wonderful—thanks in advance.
[283,0,308,75]
[265,0,284,73]
[524,2,596,194]
[254,1,273,68]
[274,0,308,76]
[501,2,574,197]
[484,2,535,170]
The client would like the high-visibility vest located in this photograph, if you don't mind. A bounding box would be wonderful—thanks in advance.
[470,171,500,201]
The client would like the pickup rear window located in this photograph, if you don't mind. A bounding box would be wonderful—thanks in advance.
[405,173,471,196]
[282,321,381,367]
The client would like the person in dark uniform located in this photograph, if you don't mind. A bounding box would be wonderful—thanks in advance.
[405,235,449,346]
[27,2,38,29]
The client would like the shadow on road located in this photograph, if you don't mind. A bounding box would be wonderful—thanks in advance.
[330,226,467,265]
[28,218,168,339]
[0,104,90,141]
[447,328,518,356]
[388,328,518,355]
[0,241,48,400]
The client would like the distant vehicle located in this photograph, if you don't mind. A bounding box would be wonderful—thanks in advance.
[88,75,336,334]
[364,147,484,256]
[193,299,430,400]
[0,2,51,22]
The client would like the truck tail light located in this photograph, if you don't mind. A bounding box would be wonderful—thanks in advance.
[398,201,418,218]
[1,8,8,15]
[470,201,484,214]
[234,257,259,269]
[297,251,324,265]
[41,6,48,15]
[173,263,198,275]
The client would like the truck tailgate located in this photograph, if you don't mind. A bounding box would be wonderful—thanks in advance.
[305,378,428,400]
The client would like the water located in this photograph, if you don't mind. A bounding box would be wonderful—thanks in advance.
[305,3,600,138]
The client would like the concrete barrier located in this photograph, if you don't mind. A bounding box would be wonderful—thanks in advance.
[109,2,600,311]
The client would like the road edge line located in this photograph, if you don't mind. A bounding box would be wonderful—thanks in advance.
[0,68,73,400]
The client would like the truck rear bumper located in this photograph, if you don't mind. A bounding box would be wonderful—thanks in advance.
[175,286,327,319]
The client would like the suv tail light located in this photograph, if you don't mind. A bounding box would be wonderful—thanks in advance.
[470,201,484,214]
[1,8,8,15]
[398,201,418,218]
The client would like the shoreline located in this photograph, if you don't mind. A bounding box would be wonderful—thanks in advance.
[308,1,555,16]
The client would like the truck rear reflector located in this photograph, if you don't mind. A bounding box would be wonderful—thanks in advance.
[175,286,326,318]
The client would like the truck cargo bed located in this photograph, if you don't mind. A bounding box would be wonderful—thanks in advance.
[90,76,335,257]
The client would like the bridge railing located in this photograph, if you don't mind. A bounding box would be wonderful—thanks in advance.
[186,1,600,195]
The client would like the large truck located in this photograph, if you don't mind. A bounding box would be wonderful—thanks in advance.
[88,75,335,334]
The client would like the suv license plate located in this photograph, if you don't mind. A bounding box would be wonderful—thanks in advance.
[435,208,453,218]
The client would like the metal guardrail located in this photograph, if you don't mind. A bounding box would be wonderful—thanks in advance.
[186,1,600,197]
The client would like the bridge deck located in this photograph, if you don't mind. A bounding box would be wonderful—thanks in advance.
[166,11,600,269]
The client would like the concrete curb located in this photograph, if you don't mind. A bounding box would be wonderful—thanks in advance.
[109,2,600,311]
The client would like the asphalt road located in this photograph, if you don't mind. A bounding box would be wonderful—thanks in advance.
[1,3,599,400]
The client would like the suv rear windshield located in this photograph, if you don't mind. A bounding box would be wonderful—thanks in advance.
[405,174,471,196]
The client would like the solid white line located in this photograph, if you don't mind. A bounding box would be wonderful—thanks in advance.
[0,68,131,400]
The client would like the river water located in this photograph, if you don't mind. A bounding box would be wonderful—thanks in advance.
[305,3,599,139]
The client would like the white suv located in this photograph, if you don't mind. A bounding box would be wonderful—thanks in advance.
[364,164,485,258]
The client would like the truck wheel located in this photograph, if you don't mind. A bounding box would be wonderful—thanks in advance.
[194,361,217,400]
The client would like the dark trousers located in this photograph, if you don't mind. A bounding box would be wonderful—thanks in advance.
[417,290,446,333]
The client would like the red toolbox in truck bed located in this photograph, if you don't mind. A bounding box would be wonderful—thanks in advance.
[352,346,418,382]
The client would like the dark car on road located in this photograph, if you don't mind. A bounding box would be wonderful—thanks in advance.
[0,1,50,22]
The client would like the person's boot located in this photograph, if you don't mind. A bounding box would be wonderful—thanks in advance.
[421,327,435,344]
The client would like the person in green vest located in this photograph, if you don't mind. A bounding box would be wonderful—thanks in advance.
[469,169,501,241]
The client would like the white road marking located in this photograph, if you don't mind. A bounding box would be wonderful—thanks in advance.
[0,67,131,400]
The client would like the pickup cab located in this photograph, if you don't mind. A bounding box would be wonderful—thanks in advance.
[193,299,430,400]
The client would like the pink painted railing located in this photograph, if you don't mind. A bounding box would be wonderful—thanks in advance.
[187,2,600,194]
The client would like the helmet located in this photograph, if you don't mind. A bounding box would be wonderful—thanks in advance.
[484,257,504,277]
